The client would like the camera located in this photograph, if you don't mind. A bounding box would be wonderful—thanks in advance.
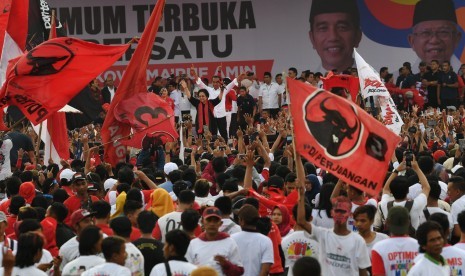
[250,132,259,143]
[404,150,413,167]
[219,146,226,151]
[184,148,192,153]
[286,135,293,145]
[427,120,437,127]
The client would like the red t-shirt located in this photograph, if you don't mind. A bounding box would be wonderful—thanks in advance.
[130,227,142,241]
[5,216,16,236]
[63,195,99,226]
[96,223,114,236]
[40,217,58,257]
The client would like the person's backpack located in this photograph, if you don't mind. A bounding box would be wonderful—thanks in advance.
[381,200,416,237]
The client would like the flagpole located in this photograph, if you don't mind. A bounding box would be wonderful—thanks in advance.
[35,122,43,165]
[84,115,175,154]
[284,74,298,160]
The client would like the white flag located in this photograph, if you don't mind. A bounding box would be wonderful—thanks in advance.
[354,49,403,135]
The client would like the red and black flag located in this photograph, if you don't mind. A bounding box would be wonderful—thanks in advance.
[102,0,175,166]
[0,37,129,125]
[288,78,400,197]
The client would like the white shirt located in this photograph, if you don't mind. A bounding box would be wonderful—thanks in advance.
[150,260,197,276]
[454,243,465,251]
[452,194,465,227]
[156,211,183,243]
[365,232,389,253]
[107,86,115,102]
[258,82,284,109]
[372,236,419,275]
[415,246,465,275]
[125,242,144,276]
[231,230,274,276]
[378,193,427,230]
[169,89,182,117]
[219,218,241,235]
[311,209,334,229]
[81,262,131,276]
[60,236,80,270]
[62,255,106,276]
[408,182,448,201]
[179,90,192,111]
[0,266,47,276]
[418,207,454,232]
[407,255,449,276]
[0,139,12,180]
[195,77,238,118]
[307,225,371,276]
[186,236,243,276]
[281,230,320,276]
[347,199,377,232]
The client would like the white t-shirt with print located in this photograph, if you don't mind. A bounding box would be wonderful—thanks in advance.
[0,139,12,180]
[365,232,389,253]
[371,236,418,275]
[62,255,106,276]
[231,231,274,276]
[0,265,47,276]
[307,225,371,276]
[281,230,319,276]
[156,211,183,243]
[81,262,131,276]
[125,242,144,276]
[414,245,465,276]
[150,260,197,276]
[185,237,243,276]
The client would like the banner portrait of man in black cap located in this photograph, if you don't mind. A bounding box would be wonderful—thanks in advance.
[309,0,362,73]
[408,0,462,64]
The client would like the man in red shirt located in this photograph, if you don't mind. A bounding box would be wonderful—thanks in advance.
[63,172,99,226]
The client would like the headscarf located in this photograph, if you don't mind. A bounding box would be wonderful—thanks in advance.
[110,191,126,219]
[148,189,174,217]
[274,204,292,237]
[19,182,36,204]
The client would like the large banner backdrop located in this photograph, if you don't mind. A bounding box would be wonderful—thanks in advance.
[48,0,465,84]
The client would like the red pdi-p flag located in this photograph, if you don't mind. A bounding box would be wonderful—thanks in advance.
[114,92,178,148]
[102,0,166,166]
[287,78,400,197]
[0,37,129,125]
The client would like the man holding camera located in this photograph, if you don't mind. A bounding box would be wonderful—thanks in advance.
[374,155,430,231]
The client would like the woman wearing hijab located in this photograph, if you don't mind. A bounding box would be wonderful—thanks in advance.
[147,188,174,218]
[272,205,293,238]
[110,191,126,219]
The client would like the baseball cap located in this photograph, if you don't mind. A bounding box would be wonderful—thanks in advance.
[71,172,86,183]
[87,183,98,192]
[164,162,178,175]
[0,211,6,223]
[60,169,75,182]
[202,207,222,219]
[70,209,95,229]
[104,178,117,191]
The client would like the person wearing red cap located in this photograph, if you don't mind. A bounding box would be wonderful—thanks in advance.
[63,172,99,226]
[59,209,95,270]
[185,206,244,276]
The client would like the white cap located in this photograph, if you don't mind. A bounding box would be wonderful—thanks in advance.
[164,162,178,175]
[60,169,75,182]
[104,178,117,191]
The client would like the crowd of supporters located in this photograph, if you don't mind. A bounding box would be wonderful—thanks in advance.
[1,61,465,276]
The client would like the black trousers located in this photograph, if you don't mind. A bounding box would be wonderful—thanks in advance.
[211,116,228,140]
[229,112,238,138]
